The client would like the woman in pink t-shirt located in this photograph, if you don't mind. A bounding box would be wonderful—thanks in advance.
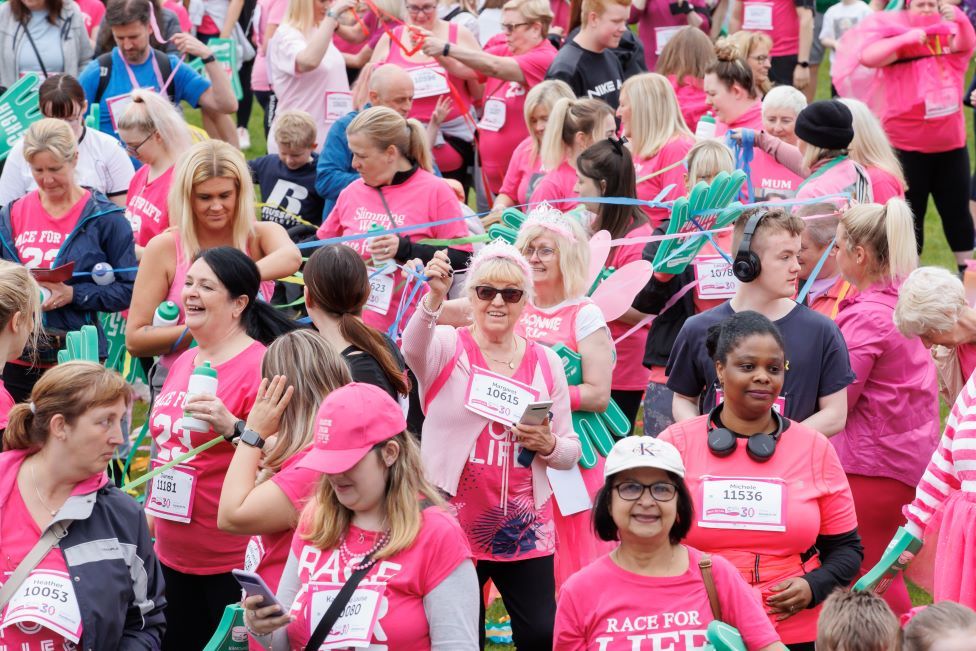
[0,262,40,430]
[632,0,710,71]
[491,79,575,218]
[839,98,907,205]
[655,26,716,132]
[242,383,479,649]
[555,436,784,651]
[619,73,694,227]
[117,90,193,252]
[730,0,812,92]
[531,98,616,210]
[148,247,297,650]
[726,30,773,97]
[659,312,862,650]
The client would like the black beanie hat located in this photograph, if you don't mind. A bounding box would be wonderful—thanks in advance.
[794,100,854,150]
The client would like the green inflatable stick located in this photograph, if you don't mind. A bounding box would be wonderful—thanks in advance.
[0,73,43,161]
[203,604,249,651]
[853,526,923,594]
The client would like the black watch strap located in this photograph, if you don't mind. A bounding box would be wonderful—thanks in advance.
[240,428,266,449]
[201,54,217,65]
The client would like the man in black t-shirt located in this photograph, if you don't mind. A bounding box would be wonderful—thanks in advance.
[545,0,630,108]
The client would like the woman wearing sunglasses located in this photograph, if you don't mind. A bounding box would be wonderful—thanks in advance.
[555,436,784,650]
[403,240,581,650]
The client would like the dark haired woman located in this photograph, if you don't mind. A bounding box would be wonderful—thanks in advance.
[659,311,862,651]
[575,138,651,428]
[147,246,295,650]
[554,435,783,650]
[0,0,93,89]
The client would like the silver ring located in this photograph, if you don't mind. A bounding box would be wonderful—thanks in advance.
[385,247,390,254]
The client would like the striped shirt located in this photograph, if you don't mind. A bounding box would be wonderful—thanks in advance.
[904,374,976,537]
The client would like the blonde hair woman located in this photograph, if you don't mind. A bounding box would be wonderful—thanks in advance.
[0,261,40,427]
[839,97,907,204]
[618,72,695,226]
[725,30,773,96]
[686,138,736,185]
[833,198,934,618]
[0,118,136,401]
[242,383,479,649]
[125,140,301,386]
[656,26,717,131]
[491,79,575,218]
[117,89,194,251]
[315,106,473,334]
[531,97,616,209]
[218,330,351,599]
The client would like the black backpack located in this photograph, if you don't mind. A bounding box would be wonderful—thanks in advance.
[93,49,177,105]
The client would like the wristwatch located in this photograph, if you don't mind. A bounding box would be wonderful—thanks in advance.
[797,61,810,68]
[201,54,217,65]
[442,42,451,57]
[226,419,246,443]
[240,427,266,449]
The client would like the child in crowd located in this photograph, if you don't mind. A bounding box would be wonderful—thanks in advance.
[902,602,976,651]
[819,0,872,69]
[248,110,324,242]
[815,590,899,651]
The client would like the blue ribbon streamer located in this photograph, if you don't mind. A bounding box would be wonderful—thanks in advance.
[795,236,837,304]
[727,129,755,203]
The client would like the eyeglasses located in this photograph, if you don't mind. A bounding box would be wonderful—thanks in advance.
[405,3,436,14]
[125,131,155,157]
[474,286,525,303]
[750,54,770,64]
[500,21,530,33]
[614,481,678,502]
[523,247,555,260]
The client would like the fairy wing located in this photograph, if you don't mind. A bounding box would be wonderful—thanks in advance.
[589,260,653,322]
[586,230,612,288]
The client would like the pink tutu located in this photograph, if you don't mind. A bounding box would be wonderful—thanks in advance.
[552,458,614,590]
[933,491,976,608]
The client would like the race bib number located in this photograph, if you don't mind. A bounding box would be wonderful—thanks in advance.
[699,476,786,531]
[925,86,960,119]
[465,366,540,424]
[144,461,197,523]
[244,536,265,573]
[326,91,354,122]
[308,583,384,649]
[478,98,507,132]
[742,2,773,30]
[694,256,739,300]
[654,26,683,55]
[1,570,82,643]
[364,267,395,316]
[715,387,785,414]
[409,66,449,99]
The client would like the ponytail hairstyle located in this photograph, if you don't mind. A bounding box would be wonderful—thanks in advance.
[686,139,735,186]
[117,88,193,157]
[522,80,575,163]
[840,199,918,283]
[4,362,130,452]
[539,97,615,170]
[258,330,352,483]
[576,139,648,240]
[0,260,41,362]
[707,40,757,100]
[705,310,785,365]
[346,106,433,173]
[194,247,299,346]
[304,245,411,395]
[621,73,693,159]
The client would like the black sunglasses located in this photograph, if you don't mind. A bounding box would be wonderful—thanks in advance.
[474,286,525,303]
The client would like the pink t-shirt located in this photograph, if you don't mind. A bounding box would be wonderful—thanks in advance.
[530,161,578,210]
[715,100,763,134]
[77,0,106,36]
[634,136,694,228]
[750,149,802,201]
[740,0,800,57]
[317,169,470,332]
[164,0,193,32]
[148,341,265,574]
[668,75,709,133]
[866,166,904,204]
[251,0,289,92]
[660,417,859,644]
[478,40,557,194]
[0,382,15,429]
[12,190,90,269]
[284,507,472,650]
[127,164,175,247]
[550,0,572,33]
[555,549,781,650]
[607,222,655,392]
[268,23,350,153]
[498,136,541,204]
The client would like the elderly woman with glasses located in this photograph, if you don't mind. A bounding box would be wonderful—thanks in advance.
[403,241,581,650]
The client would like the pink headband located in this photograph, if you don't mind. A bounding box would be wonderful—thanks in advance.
[467,239,534,283]
[521,202,579,243]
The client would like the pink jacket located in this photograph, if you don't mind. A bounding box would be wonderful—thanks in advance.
[833,283,939,486]
[402,299,582,508]
[757,133,873,204]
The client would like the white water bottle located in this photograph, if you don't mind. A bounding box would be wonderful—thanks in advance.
[182,361,218,432]
[153,301,180,327]
[695,112,717,140]
[92,262,115,285]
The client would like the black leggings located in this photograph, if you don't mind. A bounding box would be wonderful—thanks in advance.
[610,389,643,433]
[477,555,556,650]
[770,54,798,87]
[254,90,276,139]
[897,146,973,254]
[160,564,240,650]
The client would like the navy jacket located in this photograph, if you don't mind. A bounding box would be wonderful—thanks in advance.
[0,191,137,359]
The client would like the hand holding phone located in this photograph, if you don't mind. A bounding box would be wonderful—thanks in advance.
[233,569,283,614]
[515,401,554,467]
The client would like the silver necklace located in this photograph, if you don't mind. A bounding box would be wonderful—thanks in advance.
[30,459,59,517]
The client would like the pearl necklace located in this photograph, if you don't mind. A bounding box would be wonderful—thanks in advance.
[339,530,390,570]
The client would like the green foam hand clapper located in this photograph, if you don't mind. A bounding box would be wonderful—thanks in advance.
[651,171,747,275]
[486,208,527,244]
[57,325,100,364]
[550,342,631,469]
[703,621,749,651]
[0,73,43,162]
[202,604,248,651]
[853,526,923,594]
[189,39,243,100]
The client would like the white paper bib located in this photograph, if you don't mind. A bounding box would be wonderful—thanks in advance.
[925,86,960,119]
[326,91,354,122]
[364,267,396,316]
[409,66,450,99]
[654,26,683,55]
[478,98,507,132]
[144,461,198,523]
[307,582,384,649]
[699,476,786,531]
[694,255,739,300]
[1,569,83,643]
[464,366,539,424]
[742,2,773,30]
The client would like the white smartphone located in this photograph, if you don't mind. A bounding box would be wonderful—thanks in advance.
[520,400,554,426]
[232,569,283,613]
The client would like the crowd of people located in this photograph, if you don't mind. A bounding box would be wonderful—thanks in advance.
[2,0,976,649]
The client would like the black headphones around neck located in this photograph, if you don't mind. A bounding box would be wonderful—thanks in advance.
[707,403,785,463]
[732,211,767,283]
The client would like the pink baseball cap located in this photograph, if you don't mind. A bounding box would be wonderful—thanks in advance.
[296,383,407,474]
